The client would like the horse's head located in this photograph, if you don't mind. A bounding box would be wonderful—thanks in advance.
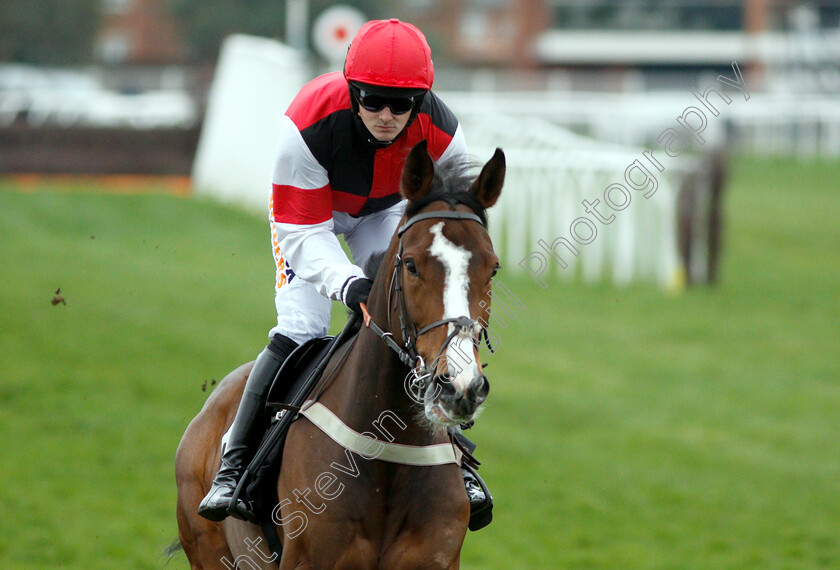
[384,140,505,430]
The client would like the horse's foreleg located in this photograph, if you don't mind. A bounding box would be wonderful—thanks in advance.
[378,514,467,570]
[379,535,463,570]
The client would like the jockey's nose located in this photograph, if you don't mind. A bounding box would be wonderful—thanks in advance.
[379,107,394,120]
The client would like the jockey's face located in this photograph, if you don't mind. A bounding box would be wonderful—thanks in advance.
[358,105,411,142]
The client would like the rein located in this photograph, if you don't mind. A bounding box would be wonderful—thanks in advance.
[360,208,495,391]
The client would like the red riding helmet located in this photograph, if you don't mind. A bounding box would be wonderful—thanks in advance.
[344,19,434,91]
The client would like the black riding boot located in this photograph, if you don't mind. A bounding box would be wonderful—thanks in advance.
[198,334,297,522]
[463,464,493,531]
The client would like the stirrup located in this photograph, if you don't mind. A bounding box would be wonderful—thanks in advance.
[224,467,258,522]
[227,496,256,523]
[462,464,493,531]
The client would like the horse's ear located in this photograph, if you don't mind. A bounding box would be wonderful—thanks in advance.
[401,140,435,201]
[471,148,505,209]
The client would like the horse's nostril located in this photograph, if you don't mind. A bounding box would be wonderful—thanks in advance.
[466,375,489,407]
[435,376,458,402]
[475,375,489,400]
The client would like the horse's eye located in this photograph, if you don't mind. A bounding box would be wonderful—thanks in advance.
[405,259,419,276]
[490,264,501,278]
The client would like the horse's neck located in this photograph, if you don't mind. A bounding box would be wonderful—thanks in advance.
[326,277,438,446]
[346,328,425,436]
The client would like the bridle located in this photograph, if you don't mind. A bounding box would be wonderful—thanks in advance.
[360,208,495,395]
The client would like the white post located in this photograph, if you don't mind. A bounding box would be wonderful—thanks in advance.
[191,35,309,212]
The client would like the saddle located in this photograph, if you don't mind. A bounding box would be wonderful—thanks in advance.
[244,335,341,511]
[231,319,360,562]
[243,330,358,513]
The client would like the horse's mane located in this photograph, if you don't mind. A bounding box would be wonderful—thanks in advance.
[363,251,387,280]
[403,158,488,227]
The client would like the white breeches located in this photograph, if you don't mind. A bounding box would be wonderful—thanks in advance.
[268,201,405,345]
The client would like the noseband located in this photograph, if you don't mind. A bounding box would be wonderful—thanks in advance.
[361,209,495,392]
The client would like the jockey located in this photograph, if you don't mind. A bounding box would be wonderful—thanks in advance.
[198,18,492,529]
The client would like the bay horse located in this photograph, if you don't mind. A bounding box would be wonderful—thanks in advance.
[174,140,505,569]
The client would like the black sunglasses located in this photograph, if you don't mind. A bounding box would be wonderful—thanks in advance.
[356,89,416,115]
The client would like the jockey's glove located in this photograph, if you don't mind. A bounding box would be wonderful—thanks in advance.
[342,277,374,315]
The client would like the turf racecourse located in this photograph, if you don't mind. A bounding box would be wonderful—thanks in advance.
[0,156,838,569]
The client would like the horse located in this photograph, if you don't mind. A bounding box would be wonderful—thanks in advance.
[174,140,506,569]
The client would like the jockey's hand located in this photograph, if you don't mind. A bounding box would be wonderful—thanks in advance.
[342,277,374,315]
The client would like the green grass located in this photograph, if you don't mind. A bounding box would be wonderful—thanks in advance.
[0,156,838,569]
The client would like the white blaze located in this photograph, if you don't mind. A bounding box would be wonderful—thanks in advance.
[427,222,481,393]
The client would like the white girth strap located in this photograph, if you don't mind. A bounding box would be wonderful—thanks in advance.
[299,401,463,467]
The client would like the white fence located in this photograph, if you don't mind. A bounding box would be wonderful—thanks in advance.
[0,64,197,129]
[446,109,702,290]
[443,89,840,159]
